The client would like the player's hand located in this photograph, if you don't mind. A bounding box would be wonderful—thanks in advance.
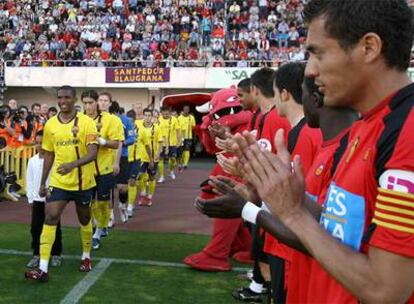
[57,162,76,175]
[113,163,120,176]
[209,176,261,205]
[149,161,154,170]
[208,124,230,140]
[39,184,47,198]
[195,192,247,219]
[241,129,306,222]
[215,133,235,153]
[216,154,242,177]
[164,146,169,155]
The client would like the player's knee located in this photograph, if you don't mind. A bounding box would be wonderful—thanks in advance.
[44,213,60,225]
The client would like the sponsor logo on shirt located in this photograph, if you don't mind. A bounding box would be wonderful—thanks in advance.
[321,183,366,250]
[257,138,272,152]
[379,170,414,194]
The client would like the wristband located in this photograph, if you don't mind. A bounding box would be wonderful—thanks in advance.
[98,137,107,146]
[241,202,262,224]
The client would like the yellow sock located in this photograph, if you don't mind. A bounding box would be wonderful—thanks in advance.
[91,201,100,225]
[168,158,176,171]
[128,183,137,207]
[39,224,57,272]
[102,203,111,228]
[183,151,190,167]
[80,220,93,257]
[96,201,107,229]
[148,179,156,196]
[158,160,164,177]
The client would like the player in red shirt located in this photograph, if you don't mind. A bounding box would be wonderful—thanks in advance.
[231,0,414,302]
[286,76,358,303]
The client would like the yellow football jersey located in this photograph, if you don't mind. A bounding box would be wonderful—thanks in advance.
[94,112,124,176]
[42,112,98,191]
[138,124,163,163]
[178,114,196,140]
[128,119,144,162]
[159,116,179,147]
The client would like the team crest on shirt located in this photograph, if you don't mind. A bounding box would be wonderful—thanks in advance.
[315,164,324,176]
[257,138,272,152]
[346,136,360,163]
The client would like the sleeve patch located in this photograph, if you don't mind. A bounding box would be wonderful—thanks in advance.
[372,187,414,234]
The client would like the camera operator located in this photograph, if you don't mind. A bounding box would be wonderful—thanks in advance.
[9,106,32,148]
[0,105,15,149]
[28,103,45,141]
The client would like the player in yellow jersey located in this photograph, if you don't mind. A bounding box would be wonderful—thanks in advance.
[157,106,181,183]
[177,105,196,172]
[81,90,124,250]
[137,108,163,206]
[97,92,123,228]
[25,86,98,282]
[126,117,144,217]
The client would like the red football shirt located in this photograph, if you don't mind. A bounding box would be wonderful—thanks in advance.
[307,84,414,303]
[287,130,350,303]
[256,107,291,153]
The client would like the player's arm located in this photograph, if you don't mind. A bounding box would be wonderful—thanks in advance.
[256,196,323,255]
[123,120,136,147]
[40,150,54,197]
[26,159,35,203]
[98,138,120,149]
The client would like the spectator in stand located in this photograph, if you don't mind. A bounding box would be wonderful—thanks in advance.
[8,99,18,111]
[47,107,57,118]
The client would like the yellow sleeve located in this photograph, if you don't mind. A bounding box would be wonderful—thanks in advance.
[108,115,124,141]
[42,120,54,152]
[85,117,98,145]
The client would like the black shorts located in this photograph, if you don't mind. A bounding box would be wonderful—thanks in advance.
[183,139,192,151]
[177,145,184,158]
[47,187,94,207]
[95,173,115,201]
[117,156,130,185]
[129,160,141,180]
[160,146,178,158]
[140,162,158,177]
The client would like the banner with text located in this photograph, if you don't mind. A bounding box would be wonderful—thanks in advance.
[105,67,171,83]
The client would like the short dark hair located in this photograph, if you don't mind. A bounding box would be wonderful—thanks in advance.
[237,78,251,91]
[31,103,41,110]
[127,109,136,120]
[274,62,306,105]
[57,85,76,97]
[160,106,170,112]
[81,90,99,101]
[109,101,120,114]
[99,92,112,102]
[48,106,57,113]
[250,68,275,98]
[303,0,414,71]
[143,108,153,115]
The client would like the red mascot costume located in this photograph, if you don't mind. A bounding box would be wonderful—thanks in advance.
[183,87,253,272]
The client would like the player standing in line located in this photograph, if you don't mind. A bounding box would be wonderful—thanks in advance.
[177,105,196,172]
[109,101,136,223]
[137,108,163,206]
[81,90,124,250]
[25,86,98,282]
[157,106,181,183]
[97,92,123,228]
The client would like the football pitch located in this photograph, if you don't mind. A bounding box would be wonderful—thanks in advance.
[0,223,247,304]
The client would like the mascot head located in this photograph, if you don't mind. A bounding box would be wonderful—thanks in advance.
[196,86,243,130]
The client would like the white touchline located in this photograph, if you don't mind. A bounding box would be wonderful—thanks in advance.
[0,248,250,272]
[60,258,112,304]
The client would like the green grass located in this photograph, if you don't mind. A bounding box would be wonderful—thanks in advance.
[0,223,245,304]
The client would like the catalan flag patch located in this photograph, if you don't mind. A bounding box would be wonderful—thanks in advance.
[372,188,414,234]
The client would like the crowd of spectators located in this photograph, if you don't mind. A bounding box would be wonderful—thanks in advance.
[0,0,309,67]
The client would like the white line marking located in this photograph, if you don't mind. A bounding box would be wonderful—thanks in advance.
[60,258,112,304]
[0,248,249,272]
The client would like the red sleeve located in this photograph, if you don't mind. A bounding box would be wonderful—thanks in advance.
[370,109,414,258]
[258,111,290,153]
[292,126,322,175]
